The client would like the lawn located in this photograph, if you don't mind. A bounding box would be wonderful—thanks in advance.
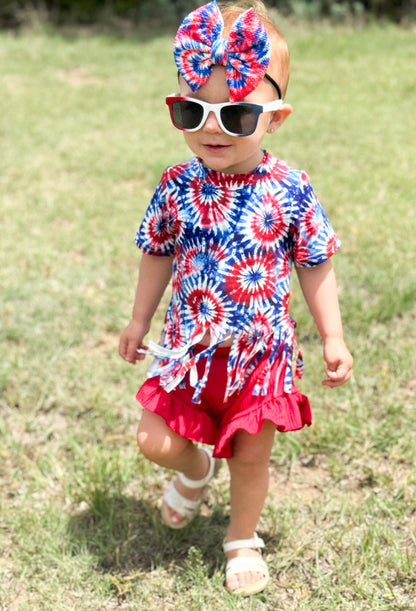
[0,18,415,610]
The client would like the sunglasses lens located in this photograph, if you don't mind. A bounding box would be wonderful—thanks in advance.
[171,100,204,130]
[221,104,257,136]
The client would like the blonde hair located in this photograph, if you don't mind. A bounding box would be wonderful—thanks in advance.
[218,1,290,98]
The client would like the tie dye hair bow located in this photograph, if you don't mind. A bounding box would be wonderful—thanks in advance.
[173,0,272,103]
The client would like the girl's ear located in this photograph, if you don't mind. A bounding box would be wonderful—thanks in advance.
[267,103,292,133]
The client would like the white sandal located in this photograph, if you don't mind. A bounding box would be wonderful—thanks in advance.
[223,533,269,596]
[161,446,219,529]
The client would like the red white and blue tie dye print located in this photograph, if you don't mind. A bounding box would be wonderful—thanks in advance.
[174,0,271,102]
[135,153,340,404]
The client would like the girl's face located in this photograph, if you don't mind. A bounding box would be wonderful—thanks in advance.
[178,66,291,174]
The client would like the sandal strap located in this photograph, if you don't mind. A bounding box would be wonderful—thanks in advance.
[225,556,269,579]
[163,480,200,518]
[223,532,265,553]
[177,447,216,489]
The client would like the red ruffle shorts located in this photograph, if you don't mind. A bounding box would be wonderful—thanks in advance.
[136,345,312,459]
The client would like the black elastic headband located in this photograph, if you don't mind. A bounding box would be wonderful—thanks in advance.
[264,74,282,100]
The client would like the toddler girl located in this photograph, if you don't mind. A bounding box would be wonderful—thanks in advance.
[119,0,353,596]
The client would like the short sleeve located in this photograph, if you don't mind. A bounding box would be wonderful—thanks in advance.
[292,175,340,267]
[135,172,178,256]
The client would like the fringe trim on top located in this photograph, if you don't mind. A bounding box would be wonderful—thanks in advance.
[139,327,302,404]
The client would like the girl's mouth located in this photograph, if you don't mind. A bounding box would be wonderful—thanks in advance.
[204,144,230,152]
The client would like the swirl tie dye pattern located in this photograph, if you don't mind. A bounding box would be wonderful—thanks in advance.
[174,0,271,102]
[135,153,340,404]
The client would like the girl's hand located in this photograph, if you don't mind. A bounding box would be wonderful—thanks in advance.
[119,319,150,364]
[322,337,353,388]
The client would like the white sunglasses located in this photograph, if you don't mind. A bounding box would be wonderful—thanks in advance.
[166,95,283,137]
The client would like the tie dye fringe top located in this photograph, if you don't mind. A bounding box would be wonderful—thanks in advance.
[135,152,340,403]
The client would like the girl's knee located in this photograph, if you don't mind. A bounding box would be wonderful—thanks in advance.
[137,411,166,460]
[229,423,276,467]
[136,410,187,465]
[136,427,157,460]
[230,446,268,469]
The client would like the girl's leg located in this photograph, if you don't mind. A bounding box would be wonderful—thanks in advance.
[225,420,276,592]
[137,409,212,526]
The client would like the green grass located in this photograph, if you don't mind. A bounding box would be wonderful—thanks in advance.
[1,20,416,610]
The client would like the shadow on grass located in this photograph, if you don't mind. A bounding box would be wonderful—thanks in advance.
[66,492,231,576]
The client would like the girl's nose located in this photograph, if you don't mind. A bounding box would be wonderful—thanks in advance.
[203,111,223,133]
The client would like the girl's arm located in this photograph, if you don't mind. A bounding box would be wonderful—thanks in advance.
[296,259,353,387]
[119,253,174,364]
